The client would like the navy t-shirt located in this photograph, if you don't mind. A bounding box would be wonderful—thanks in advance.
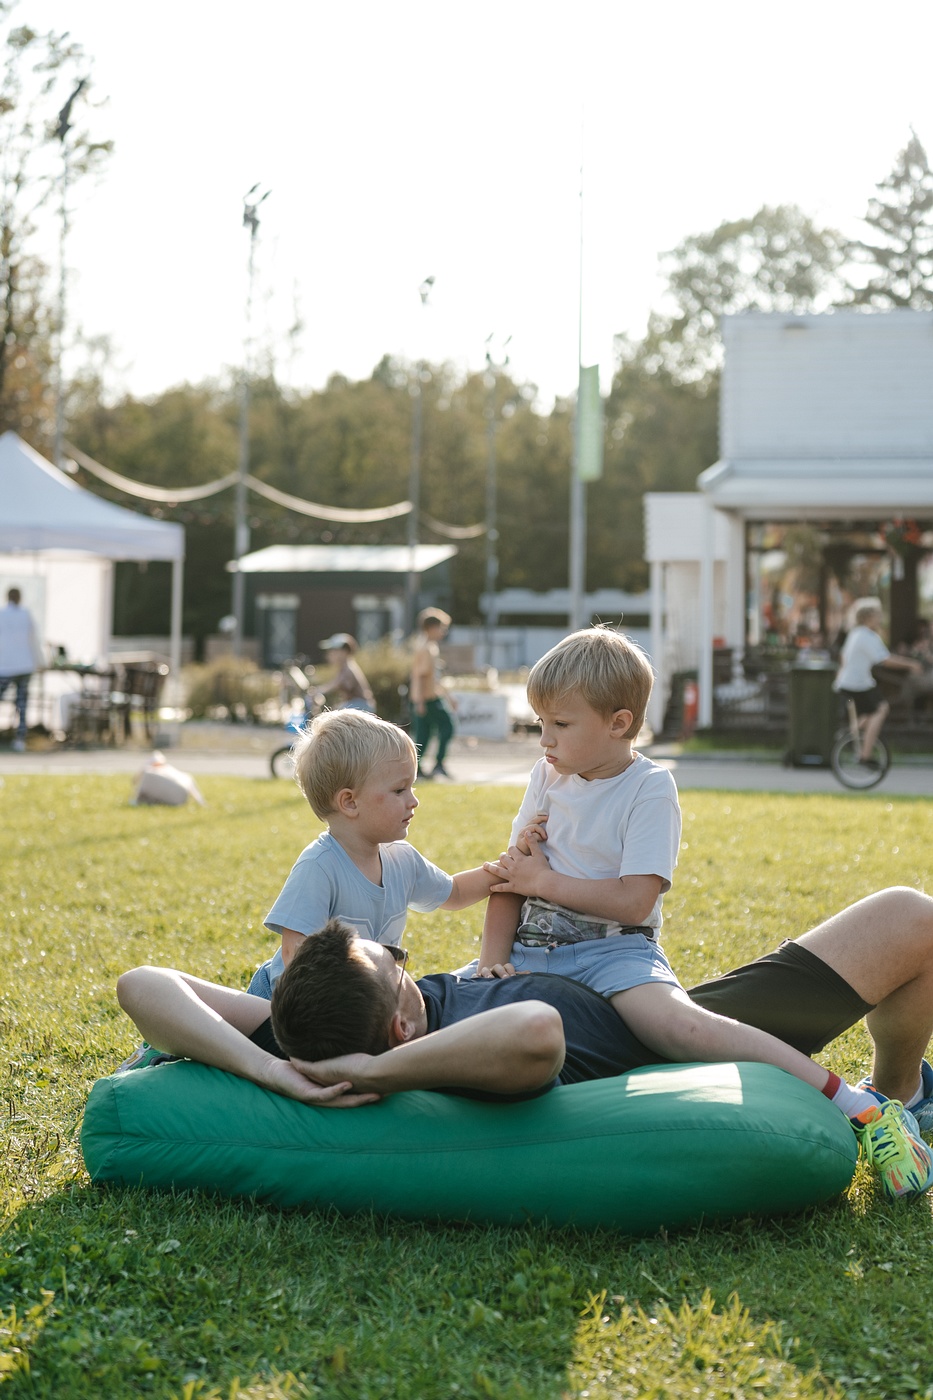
[252,971,662,1098]
[418,972,662,1094]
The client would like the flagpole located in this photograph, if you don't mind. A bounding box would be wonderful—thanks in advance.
[568,122,586,632]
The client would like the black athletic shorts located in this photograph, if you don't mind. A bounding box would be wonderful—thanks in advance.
[837,685,884,717]
[687,940,873,1056]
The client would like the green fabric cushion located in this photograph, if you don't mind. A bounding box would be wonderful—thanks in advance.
[81,1058,857,1234]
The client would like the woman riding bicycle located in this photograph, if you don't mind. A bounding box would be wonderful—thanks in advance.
[833,599,920,766]
[316,634,376,713]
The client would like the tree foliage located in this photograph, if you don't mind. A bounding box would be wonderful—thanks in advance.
[0,4,111,435]
[849,130,933,309]
[653,204,848,382]
[30,118,933,652]
[66,362,580,647]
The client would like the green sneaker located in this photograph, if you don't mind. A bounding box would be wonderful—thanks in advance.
[115,1041,178,1074]
[853,1100,933,1200]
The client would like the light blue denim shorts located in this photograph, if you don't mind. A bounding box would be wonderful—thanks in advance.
[454,935,682,998]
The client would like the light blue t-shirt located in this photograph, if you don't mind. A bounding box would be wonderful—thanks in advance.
[249,829,454,995]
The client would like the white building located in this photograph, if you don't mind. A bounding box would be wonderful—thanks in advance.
[645,311,933,728]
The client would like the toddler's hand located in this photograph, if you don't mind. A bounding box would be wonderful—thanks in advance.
[516,812,548,855]
[484,833,550,897]
[475,962,517,979]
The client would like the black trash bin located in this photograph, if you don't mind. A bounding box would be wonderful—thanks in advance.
[786,662,838,767]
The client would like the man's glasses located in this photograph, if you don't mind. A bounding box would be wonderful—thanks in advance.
[386,945,409,1005]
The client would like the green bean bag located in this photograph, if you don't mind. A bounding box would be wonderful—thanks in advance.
[83,1058,851,1237]
[81,1058,857,1234]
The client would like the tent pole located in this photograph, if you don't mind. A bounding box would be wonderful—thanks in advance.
[164,554,184,745]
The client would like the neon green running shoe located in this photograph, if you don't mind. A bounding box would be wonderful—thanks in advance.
[853,1100,933,1200]
[115,1040,178,1073]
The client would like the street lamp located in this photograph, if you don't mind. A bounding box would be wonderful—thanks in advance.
[405,276,434,634]
[483,333,511,667]
[231,183,270,658]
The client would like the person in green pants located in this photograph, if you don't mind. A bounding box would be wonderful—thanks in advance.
[410,607,455,779]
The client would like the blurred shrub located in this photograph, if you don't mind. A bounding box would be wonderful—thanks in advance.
[356,641,412,725]
[182,657,279,721]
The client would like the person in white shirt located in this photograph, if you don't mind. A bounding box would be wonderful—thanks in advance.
[0,587,42,752]
[834,599,920,764]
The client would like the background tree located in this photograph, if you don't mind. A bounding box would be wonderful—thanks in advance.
[585,206,848,594]
[653,204,848,382]
[849,130,933,308]
[0,5,111,436]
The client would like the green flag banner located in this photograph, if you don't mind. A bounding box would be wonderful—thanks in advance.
[577,363,603,482]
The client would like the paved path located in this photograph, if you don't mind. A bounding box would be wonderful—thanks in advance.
[1,730,931,795]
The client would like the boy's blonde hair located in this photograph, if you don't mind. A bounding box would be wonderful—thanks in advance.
[526,627,654,740]
[293,710,417,818]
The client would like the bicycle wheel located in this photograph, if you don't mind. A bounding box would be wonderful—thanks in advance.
[829,730,890,789]
[270,745,297,780]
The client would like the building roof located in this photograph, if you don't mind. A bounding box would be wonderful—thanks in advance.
[230,543,457,574]
[699,458,933,516]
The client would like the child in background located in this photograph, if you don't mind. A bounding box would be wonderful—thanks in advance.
[833,599,919,764]
[409,607,456,780]
[477,626,933,1200]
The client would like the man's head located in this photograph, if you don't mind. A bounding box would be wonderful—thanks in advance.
[270,920,422,1062]
[293,709,417,819]
[7,587,20,606]
[417,607,451,639]
[527,626,653,740]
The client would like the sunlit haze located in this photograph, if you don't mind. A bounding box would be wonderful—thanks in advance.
[22,0,933,408]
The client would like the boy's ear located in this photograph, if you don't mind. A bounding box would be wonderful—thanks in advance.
[610,708,634,738]
[333,786,359,818]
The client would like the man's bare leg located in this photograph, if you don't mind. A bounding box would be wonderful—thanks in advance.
[796,886,933,1102]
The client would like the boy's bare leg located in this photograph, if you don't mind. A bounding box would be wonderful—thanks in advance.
[794,886,933,1103]
[859,701,889,760]
[609,982,835,1093]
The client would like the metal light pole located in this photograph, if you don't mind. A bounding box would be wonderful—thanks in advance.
[568,138,587,631]
[231,184,270,657]
[483,334,511,667]
[405,276,434,634]
[53,79,87,471]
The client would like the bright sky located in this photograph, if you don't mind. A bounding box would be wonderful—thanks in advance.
[21,0,933,408]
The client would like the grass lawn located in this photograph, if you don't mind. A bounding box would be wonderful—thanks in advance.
[2,774,933,1398]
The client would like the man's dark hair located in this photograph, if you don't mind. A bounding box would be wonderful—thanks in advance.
[270,919,396,1062]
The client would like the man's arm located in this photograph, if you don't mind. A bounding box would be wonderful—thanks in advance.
[116,967,378,1107]
[292,1002,565,1098]
[485,835,663,925]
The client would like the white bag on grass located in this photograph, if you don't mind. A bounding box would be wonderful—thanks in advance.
[132,752,205,807]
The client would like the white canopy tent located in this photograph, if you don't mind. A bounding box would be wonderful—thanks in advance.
[0,431,185,680]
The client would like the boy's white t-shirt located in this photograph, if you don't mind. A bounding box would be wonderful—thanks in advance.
[509,752,682,931]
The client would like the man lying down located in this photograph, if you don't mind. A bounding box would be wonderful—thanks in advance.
[118,917,654,1107]
[116,889,933,1203]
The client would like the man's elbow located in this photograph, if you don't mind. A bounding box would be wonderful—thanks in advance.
[513,1003,565,1088]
